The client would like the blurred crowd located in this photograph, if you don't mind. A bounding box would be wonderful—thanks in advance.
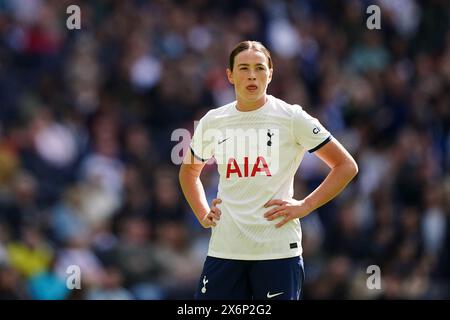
[0,0,449,299]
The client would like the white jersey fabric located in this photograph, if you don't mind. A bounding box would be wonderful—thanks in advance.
[190,95,331,260]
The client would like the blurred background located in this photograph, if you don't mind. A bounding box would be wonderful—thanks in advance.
[0,0,449,300]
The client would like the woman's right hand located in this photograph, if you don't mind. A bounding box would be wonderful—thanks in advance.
[201,198,222,228]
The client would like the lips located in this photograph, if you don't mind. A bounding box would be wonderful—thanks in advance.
[246,85,258,91]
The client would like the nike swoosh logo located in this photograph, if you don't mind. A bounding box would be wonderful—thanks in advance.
[218,137,230,145]
[267,291,284,299]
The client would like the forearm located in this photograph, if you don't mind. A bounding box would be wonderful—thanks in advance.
[303,161,358,214]
[179,166,210,222]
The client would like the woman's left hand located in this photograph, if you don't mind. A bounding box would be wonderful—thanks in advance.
[263,199,312,228]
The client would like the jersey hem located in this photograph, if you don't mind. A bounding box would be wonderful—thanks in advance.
[207,250,302,261]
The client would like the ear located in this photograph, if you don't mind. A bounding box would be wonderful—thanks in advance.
[226,68,234,85]
[267,68,273,84]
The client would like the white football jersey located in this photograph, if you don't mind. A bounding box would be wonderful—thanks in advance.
[190,95,331,260]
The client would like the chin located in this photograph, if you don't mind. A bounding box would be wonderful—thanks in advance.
[244,92,264,100]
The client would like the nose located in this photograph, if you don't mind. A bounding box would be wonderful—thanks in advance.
[248,69,256,80]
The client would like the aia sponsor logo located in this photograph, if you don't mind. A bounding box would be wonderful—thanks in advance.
[226,156,272,178]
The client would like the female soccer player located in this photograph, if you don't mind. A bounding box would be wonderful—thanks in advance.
[179,41,358,300]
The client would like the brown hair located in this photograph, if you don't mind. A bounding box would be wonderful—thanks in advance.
[229,40,273,71]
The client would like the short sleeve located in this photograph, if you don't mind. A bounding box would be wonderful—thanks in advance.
[292,105,332,153]
[190,115,215,162]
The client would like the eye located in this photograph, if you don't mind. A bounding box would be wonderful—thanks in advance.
[258,66,265,70]
[239,67,248,70]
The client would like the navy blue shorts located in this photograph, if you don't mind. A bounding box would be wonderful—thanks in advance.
[195,256,304,300]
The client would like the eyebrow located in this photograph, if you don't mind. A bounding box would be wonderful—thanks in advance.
[237,63,266,67]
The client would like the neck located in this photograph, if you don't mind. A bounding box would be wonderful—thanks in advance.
[236,94,268,112]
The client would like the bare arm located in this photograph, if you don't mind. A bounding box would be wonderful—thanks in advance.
[264,138,358,228]
[179,151,221,228]
[302,138,358,211]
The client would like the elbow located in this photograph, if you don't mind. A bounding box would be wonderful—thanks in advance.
[336,157,358,182]
[347,158,358,181]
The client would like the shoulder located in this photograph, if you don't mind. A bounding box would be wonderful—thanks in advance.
[200,101,236,123]
[267,95,305,117]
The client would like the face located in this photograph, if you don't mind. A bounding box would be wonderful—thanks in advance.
[226,49,273,108]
